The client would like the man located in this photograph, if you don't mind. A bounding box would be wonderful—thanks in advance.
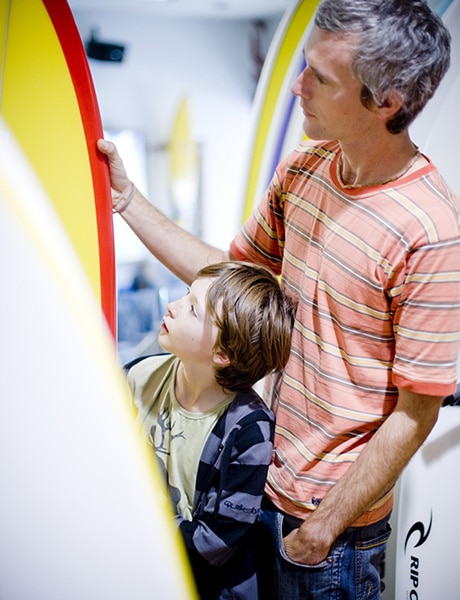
[98,0,460,596]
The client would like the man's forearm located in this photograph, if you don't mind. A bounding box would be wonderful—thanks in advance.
[116,186,229,284]
[98,138,230,283]
[283,389,443,565]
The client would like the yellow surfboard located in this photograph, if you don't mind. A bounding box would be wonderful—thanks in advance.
[0,2,196,596]
[0,0,115,334]
[168,96,200,233]
[241,0,320,222]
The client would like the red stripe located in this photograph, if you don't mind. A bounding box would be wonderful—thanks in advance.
[42,0,116,338]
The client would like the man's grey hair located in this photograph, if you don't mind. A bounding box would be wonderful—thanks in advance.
[315,0,451,133]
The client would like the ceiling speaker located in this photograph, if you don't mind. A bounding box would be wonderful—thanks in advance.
[85,33,125,63]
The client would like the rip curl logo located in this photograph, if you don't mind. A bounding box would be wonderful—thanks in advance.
[404,511,433,553]
[403,511,433,598]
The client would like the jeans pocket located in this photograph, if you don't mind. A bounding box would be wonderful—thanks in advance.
[277,513,333,569]
[356,522,391,551]
[355,524,392,600]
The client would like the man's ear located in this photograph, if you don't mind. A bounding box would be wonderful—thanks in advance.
[213,349,230,366]
[376,89,404,118]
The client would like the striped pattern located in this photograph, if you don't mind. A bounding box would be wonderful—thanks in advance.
[127,354,275,598]
[230,139,460,526]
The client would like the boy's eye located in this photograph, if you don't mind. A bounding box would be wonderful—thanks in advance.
[184,287,197,316]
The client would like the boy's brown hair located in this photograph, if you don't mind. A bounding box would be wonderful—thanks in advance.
[196,262,295,392]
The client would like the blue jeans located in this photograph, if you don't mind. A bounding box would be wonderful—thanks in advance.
[252,502,391,600]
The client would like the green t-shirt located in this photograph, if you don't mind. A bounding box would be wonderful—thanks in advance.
[128,354,234,519]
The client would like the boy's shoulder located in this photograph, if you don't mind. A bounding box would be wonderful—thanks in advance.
[230,387,275,425]
[124,353,177,391]
[124,352,173,373]
[217,389,275,447]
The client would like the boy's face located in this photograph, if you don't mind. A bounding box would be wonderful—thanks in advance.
[158,277,218,364]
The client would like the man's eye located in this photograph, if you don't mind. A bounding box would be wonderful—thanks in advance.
[190,305,196,316]
[315,73,326,84]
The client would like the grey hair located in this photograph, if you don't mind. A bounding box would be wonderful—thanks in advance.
[314,0,451,133]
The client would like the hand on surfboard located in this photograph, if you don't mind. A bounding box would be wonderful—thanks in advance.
[97,139,132,208]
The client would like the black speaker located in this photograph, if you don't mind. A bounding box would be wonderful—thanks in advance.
[85,34,125,63]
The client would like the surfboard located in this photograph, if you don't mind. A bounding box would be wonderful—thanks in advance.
[393,2,460,596]
[410,0,459,194]
[0,0,115,335]
[168,96,201,234]
[241,0,320,222]
[0,2,196,596]
[394,407,460,599]
[0,119,197,599]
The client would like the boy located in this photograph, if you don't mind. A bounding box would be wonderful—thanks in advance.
[125,262,294,600]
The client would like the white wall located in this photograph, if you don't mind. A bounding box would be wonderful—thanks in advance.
[72,11,282,261]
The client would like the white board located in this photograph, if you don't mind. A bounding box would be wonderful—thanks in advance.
[0,120,196,600]
[395,407,460,599]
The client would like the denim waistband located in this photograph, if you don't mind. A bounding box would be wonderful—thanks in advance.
[261,496,391,540]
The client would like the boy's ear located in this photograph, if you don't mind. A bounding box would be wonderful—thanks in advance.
[213,349,230,366]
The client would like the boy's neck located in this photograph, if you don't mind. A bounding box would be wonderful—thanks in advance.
[175,361,232,412]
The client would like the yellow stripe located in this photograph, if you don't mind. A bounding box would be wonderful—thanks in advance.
[394,325,460,343]
[406,271,460,283]
[275,425,360,464]
[0,1,9,101]
[243,0,320,222]
[388,188,438,244]
[1,0,100,300]
[283,372,383,422]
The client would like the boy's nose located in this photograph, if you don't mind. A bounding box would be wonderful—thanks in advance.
[167,297,183,317]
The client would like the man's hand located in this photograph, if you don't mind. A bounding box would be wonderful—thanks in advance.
[281,389,444,567]
[97,139,132,205]
[283,522,333,565]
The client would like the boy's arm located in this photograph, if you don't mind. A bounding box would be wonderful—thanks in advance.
[178,410,274,567]
[97,139,230,285]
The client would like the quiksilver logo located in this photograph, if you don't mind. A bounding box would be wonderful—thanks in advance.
[403,511,433,598]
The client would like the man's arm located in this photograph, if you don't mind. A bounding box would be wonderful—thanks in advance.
[97,139,230,284]
[284,388,444,565]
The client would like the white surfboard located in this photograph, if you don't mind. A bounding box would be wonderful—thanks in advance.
[0,120,196,599]
[393,1,460,597]
[410,0,460,195]
[394,406,460,599]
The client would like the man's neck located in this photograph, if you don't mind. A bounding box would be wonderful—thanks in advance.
[338,133,421,189]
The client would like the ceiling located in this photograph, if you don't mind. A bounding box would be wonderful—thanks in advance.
[67,0,294,20]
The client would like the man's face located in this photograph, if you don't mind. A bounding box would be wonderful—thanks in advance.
[291,27,374,143]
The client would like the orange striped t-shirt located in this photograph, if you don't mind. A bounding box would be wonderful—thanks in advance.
[230,139,460,526]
